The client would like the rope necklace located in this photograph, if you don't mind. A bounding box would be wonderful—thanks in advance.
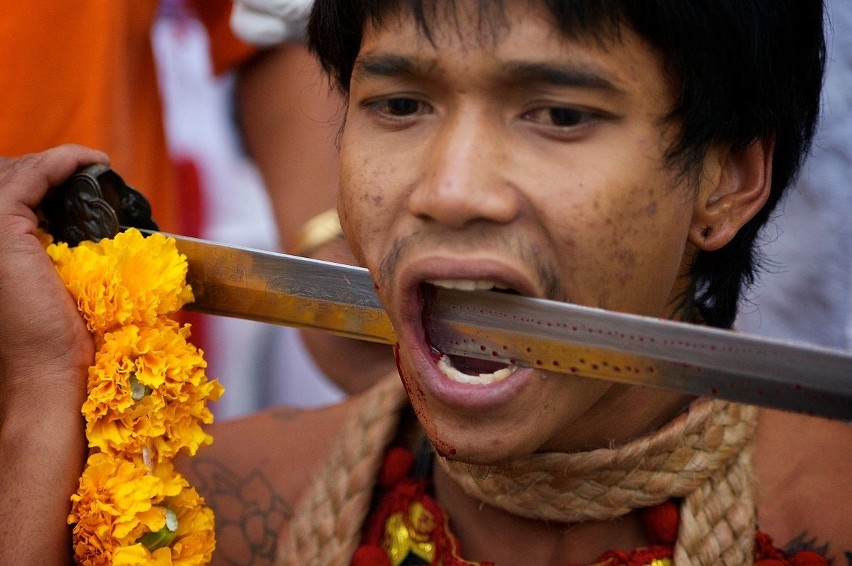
[353,443,826,566]
[274,377,823,566]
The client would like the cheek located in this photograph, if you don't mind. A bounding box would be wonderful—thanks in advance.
[339,153,386,264]
[552,184,691,311]
[340,145,404,253]
[336,169,365,264]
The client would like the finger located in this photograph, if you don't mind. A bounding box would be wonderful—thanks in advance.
[0,144,109,208]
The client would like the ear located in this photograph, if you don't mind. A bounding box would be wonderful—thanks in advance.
[689,139,773,251]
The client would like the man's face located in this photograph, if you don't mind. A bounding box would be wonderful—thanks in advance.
[338,3,709,461]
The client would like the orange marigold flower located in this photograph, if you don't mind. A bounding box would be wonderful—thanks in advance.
[54,228,220,564]
[68,453,168,564]
[83,319,223,462]
[70,456,216,565]
[46,228,193,334]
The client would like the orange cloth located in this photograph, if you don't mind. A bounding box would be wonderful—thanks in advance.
[190,0,257,76]
[0,1,254,234]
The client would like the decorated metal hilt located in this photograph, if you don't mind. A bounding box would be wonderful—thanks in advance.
[39,164,158,246]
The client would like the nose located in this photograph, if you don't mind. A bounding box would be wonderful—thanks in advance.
[407,109,521,229]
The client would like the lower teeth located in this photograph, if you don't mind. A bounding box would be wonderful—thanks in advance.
[437,355,517,384]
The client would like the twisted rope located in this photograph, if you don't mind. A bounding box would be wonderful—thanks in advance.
[275,376,407,566]
[675,406,757,565]
[276,379,758,565]
[438,398,758,565]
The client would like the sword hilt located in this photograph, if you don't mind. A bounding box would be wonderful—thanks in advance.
[39,164,158,246]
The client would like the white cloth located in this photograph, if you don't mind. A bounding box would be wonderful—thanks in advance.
[229,0,313,46]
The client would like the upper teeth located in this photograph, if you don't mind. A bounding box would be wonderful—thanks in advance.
[428,279,509,291]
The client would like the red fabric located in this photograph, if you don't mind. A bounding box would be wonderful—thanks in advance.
[378,446,415,488]
[593,546,673,566]
[352,545,392,566]
[753,531,829,566]
[790,551,829,566]
[639,500,679,545]
[357,448,830,566]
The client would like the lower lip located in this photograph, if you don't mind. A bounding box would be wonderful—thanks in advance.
[401,339,537,412]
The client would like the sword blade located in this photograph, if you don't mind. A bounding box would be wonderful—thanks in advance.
[158,231,852,421]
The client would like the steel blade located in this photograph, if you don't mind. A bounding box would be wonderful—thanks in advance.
[426,289,852,420]
[164,232,396,344]
[156,231,852,420]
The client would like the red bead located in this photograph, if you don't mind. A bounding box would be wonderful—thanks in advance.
[352,544,392,566]
[378,447,415,488]
[790,550,829,566]
[755,560,787,566]
[639,500,679,545]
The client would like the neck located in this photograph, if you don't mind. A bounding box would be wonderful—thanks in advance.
[432,462,649,565]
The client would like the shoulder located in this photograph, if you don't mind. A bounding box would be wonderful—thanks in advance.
[178,375,407,564]
[753,408,852,562]
[178,397,360,564]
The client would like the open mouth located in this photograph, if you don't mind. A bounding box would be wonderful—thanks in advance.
[422,280,520,385]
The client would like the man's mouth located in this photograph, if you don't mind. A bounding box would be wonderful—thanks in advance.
[421,279,520,385]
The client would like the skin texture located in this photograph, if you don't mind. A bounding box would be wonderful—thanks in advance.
[753,409,852,563]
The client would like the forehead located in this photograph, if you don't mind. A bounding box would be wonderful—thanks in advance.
[353,1,672,106]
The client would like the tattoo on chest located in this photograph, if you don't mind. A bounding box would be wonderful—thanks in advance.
[190,458,294,565]
[785,531,851,565]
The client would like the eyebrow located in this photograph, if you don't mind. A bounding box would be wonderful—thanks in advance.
[502,61,623,94]
[353,54,624,96]
[353,54,430,80]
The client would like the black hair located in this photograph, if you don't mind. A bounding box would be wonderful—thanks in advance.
[308,1,826,328]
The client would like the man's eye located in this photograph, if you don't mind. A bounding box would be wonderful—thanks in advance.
[548,107,584,127]
[525,106,588,128]
[376,98,423,117]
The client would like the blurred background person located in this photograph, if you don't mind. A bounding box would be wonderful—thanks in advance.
[154,0,357,415]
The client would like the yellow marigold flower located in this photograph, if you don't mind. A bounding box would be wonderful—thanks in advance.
[46,228,193,334]
[54,227,220,563]
[83,319,223,462]
[36,227,55,247]
[169,495,216,565]
[70,457,215,565]
[112,543,155,565]
[108,462,215,565]
[152,462,217,565]
[69,453,167,564]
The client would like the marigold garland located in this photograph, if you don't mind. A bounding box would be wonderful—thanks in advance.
[45,228,223,565]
